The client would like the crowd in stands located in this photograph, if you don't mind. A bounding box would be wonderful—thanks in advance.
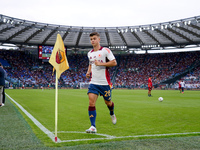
[0,49,199,89]
[181,65,200,88]
[115,51,200,88]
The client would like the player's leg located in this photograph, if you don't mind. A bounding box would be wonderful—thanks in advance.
[148,87,152,97]
[86,84,100,133]
[2,86,5,105]
[182,87,184,93]
[150,87,152,96]
[105,100,114,115]
[101,85,117,125]
[104,100,117,124]
[0,86,3,107]
[88,93,98,127]
[86,87,98,133]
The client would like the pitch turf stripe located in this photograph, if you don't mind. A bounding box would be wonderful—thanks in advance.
[59,131,200,143]
[6,93,61,143]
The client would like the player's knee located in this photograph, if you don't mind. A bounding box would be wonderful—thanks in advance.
[88,93,98,106]
[104,100,112,106]
[89,99,96,106]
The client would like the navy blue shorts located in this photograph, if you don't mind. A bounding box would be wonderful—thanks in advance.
[87,84,112,101]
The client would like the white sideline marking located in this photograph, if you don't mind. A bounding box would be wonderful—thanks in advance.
[6,94,200,143]
[6,93,61,143]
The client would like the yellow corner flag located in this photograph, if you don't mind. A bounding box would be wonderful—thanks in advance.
[49,34,69,142]
[49,34,69,79]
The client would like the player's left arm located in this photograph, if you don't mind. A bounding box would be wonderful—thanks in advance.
[95,48,117,67]
[95,59,117,67]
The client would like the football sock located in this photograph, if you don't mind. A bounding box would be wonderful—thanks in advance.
[88,106,96,127]
[107,102,114,115]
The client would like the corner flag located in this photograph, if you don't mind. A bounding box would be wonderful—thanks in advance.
[49,34,69,79]
[49,34,69,143]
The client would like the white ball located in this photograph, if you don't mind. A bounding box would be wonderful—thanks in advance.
[158,97,163,102]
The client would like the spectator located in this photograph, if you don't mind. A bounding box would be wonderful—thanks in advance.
[0,62,5,107]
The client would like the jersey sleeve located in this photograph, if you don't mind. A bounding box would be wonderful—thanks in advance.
[104,48,115,61]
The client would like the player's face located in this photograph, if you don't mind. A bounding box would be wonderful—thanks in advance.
[90,35,100,47]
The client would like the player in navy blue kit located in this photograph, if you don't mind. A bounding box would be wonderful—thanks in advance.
[85,32,117,133]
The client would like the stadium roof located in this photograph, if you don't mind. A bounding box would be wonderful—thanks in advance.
[1,14,200,52]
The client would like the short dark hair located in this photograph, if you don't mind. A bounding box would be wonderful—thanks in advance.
[89,32,100,37]
[0,62,2,66]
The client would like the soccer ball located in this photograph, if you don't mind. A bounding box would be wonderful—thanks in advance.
[158,97,163,102]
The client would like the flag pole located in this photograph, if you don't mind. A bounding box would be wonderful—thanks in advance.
[49,34,69,142]
[55,72,58,142]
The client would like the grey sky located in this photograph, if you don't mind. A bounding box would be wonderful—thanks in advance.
[0,0,200,27]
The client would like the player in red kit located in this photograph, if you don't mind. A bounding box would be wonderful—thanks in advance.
[148,75,153,97]
[178,81,181,93]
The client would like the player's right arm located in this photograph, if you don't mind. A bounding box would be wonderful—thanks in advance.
[94,59,117,67]
[86,64,91,78]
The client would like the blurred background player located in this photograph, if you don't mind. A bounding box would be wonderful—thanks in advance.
[178,80,181,93]
[48,83,51,90]
[22,84,25,89]
[41,85,44,91]
[148,75,153,97]
[85,32,117,133]
[180,80,185,93]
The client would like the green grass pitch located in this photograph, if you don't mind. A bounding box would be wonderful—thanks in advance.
[5,89,200,146]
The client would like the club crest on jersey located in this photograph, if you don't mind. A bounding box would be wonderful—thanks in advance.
[98,54,101,57]
[56,49,65,64]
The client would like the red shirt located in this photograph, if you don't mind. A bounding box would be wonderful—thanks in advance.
[148,78,152,87]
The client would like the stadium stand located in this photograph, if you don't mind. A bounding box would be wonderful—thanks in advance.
[115,51,200,89]
[1,14,200,49]
[0,49,199,89]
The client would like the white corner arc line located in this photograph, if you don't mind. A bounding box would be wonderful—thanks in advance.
[6,93,61,143]
[56,131,116,138]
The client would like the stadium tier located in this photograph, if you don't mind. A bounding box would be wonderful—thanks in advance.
[1,14,200,51]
